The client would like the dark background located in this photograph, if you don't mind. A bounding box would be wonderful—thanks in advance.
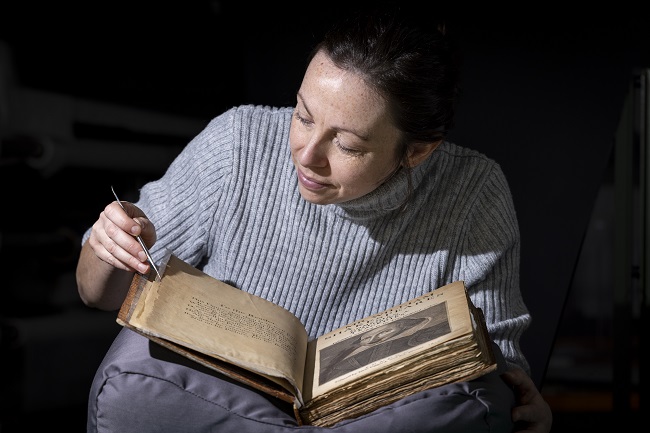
[1,1,648,431]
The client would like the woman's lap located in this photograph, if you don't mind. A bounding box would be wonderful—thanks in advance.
[88,328,514,433]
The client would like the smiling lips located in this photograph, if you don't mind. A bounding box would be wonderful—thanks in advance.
[297,167,330,191]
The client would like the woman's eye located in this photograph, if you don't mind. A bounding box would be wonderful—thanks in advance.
[334,138,362,156]
[294,112,312,126]
[294,111,364,156]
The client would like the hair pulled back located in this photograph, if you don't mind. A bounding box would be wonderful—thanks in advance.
[311,5,461,152]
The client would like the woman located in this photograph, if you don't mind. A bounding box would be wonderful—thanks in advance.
[77,5,551,433]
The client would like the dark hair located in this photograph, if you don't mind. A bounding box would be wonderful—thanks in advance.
[310,4,461,182]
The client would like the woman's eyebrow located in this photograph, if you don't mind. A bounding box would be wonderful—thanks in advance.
[297,93,370,141]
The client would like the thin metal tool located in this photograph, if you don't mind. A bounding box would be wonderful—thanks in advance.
[111,186,162,281]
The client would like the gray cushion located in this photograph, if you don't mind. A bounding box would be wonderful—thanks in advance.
[88,328,515,432]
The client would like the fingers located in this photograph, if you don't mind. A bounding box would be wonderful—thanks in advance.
[502,368,536,403]
[88,201,155,273]
[105,201,144,235]
[501,366,529,387]
[502,368,553,433]
[116,201,157,247]
[511,398,553,433]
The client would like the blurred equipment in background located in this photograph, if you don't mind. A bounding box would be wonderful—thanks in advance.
[0,40,206,431]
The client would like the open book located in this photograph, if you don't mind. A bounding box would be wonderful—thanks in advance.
[117,252,497,427]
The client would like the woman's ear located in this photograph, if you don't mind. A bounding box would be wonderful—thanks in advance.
[404,140,442,167]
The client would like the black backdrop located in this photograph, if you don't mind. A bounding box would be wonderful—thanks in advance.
[2,1,649,393]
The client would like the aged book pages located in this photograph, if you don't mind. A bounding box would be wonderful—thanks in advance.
[117,253,308,408]
[117,252,496,427]
[299,280,496,426]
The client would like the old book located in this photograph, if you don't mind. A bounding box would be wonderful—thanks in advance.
[117,252,497,427]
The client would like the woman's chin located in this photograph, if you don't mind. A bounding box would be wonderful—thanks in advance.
[298,187,337,205]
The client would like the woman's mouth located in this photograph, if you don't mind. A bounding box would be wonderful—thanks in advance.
[297,168,329,191]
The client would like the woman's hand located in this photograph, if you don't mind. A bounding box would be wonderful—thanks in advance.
[501,368,553,433]
[87,200,157,274]
[77,199,158,311]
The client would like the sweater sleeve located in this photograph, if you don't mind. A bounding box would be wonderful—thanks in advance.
[458,162,531,374]
[131,108,238,267]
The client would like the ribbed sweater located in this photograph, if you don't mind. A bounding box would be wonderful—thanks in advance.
[85,104,531,373]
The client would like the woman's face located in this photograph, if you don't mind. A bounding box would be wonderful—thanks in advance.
[290,50,402,205]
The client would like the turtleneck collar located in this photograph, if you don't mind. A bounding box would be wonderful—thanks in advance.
[327,156,433,222]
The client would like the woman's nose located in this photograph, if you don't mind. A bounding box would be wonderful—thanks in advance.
[299,135,329,168]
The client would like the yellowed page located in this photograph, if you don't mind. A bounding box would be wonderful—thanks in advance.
[303,281,472,402]
[128,254,308,403]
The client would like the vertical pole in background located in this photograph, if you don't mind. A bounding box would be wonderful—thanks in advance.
[640,69,649,413]
[613,71,636,414]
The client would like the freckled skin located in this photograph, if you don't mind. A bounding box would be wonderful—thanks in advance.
[289,50,402,205]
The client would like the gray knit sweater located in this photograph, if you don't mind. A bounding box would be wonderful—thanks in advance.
[88,104,531,373]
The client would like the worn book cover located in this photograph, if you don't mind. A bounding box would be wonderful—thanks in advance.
[117,252,496,427]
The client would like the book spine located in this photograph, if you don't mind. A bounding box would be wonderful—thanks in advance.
[117,271,150,324]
